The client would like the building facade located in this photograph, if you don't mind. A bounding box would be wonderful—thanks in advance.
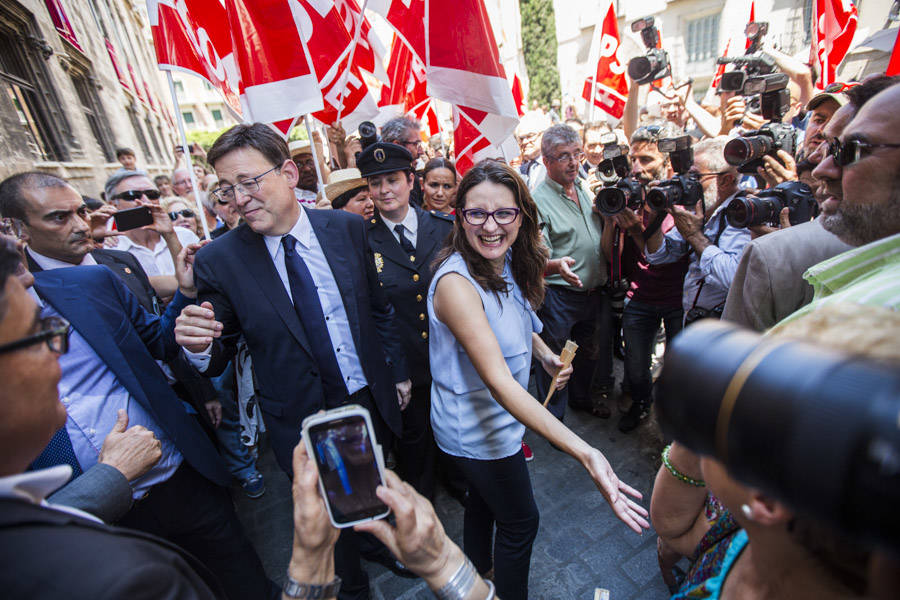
[0,0,177,198]
[171,72,238,133]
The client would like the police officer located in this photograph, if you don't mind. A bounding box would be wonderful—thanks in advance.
[357,142,453,499]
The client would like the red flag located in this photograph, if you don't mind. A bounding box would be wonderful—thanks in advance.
[380,35,437,136]
[333,0,388,84]
[426,0,518,144]
[712,38,732,89]
[582,1,628,120]
[745,1,756,50]
[368,0,425,59]
[888,29,900,76]
[512,74,525,117]
[452,106,518,175]
[814,0,858,88]
[147,0,242,116]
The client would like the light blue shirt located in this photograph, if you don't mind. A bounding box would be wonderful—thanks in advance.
[39,301,182,499]
[645,197,751,313]
[261,207,368,394]
[428,253,542,460]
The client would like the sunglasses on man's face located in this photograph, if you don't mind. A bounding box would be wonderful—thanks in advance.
[113,189,161,202]
[827,137,900,168]
[168,209,195,221]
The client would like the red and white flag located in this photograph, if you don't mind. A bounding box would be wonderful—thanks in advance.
[379,35,438,136]
[745,1,756,50]
[511,73,525,117]
[453,106,519,175]
[147,0,242,116]
[581,0,628,120]
[368,0,425,59]
[333,0,389,84]
[711,38,732,90]
[425,0,518,144]
[887,29,900,76]
[814,0,858,88]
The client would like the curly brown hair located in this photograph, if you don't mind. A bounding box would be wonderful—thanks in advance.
[433,160,547,308]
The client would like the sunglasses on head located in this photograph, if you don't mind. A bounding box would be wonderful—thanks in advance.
[822,81,859,94]
[827,137,900,168]
[168,209,195,220]
[113,189,160,202]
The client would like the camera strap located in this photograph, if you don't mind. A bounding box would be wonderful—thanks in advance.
[611,224,623,282]
[690,213,729,312]
[641,211,667,241]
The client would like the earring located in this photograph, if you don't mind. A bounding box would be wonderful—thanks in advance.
[741,504,754,520]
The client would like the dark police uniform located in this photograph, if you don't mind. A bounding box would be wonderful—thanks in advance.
[359,142,454,498]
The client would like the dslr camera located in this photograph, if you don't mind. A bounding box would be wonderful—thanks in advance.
[357,121,380,151]
[628,17,670,85]
[723,73,797,174]
[725,181,818,228]
[716,22,776,94]
[645,136,702,212]
[594,134,644,216]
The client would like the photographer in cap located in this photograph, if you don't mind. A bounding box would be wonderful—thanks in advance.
[643,137,749,324]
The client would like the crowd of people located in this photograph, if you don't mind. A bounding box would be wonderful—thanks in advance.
[0,44,898,600]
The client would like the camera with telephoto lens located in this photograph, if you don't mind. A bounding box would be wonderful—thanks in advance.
[655,320,900,552]
[358,121,380,151]
[716,22,776,94]
[725,181,817,228]
[628,17,670,85]
[594,136,644,216]
[645,136,702,212]
[723,73,797,174]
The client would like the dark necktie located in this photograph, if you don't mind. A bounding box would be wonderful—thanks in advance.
[30,425,83,477]
[281,235,348,405]
[394,224,416,255]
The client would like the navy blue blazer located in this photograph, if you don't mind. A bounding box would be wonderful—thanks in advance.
[193,208,407,475]
[33,266,231,487]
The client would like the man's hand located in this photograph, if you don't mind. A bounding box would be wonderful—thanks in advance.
[545,257,582,288]
[613,207,643,238]
[140,199,175,235]
[287,441,340,584]
[756,150,798,188]
[326,122,346,145]
[721,95,746,132]
[749,207,792,238]
[396,379,412,411]
[87,205,122,243]
[204,400,222,429]
[98,409,162,481]
[175,301,222,353]
[174,241,209,299]
[670,205,710,256]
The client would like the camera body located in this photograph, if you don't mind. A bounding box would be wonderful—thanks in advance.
[594,141,643,216]
[715,21,774,95]
[646,136,702,212]
[628,17,670,85]
[725,181,817,228]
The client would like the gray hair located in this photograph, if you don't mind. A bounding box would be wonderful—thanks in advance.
[381,117,421,144]
[202,191,218,214]
[629,121,682,146]
[692,137,733,174]
[540,124,581,157]
[104,168,153,201]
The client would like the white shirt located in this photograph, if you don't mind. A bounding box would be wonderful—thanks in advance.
[294,187,318,208]
[113,227,199,277]
[187,208,368,395]
[28,247,96,270]
[381,206,418,248]
[0,466,102,523]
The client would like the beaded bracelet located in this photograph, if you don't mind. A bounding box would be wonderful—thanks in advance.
[661,444,706,487]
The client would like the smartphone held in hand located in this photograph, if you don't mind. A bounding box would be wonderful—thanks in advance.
[302,405,390,528]
[113,206,153,232]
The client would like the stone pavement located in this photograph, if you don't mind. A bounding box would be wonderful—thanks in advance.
[232,382,671,600]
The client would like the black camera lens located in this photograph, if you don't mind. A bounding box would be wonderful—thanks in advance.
[596,187,626,216]
[645,185,675,212]
[628,56,653,83]
[724,195,778,228]
[723,135,774,166]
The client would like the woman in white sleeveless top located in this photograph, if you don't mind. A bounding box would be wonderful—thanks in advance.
[428,161,649,600]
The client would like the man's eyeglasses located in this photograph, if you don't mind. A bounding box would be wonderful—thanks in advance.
[400,138,422,148]
[827,137,900,168]
[112,189,161,202]
[168,209,195,221]
[460,207,521,226]
[550,151,585,164]
[212,166,280,201]
[0,316,70,355]
[822,81,859,94]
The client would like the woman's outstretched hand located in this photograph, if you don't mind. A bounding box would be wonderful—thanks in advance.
[584,448,651,533]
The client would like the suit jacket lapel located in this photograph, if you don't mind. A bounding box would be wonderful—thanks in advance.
[235,227,313,357]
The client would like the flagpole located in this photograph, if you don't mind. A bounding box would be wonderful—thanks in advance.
[304,116,327,199]
[335,0,370,124]
[589,76,598,123]
[166,71,211,240]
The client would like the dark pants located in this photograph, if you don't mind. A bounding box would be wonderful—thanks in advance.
[451,450,539,600]
[535,285,614,419]
[394,383,436,499]
[622,299,683,407]
[117,462,276,600]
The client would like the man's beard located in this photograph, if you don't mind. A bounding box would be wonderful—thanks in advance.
[822,184,900,246]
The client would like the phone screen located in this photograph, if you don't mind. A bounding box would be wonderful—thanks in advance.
[113,206,154,232]
[308,415,387,525]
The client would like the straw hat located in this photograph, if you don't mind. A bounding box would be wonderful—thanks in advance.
[288,140,312,158]
[324,168,367,203]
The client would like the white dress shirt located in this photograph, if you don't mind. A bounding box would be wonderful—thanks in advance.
[186,208,368,395]
[113,226,199,276]
[28,247,96,270]
[381,205,418,248]
[0,465,101,522]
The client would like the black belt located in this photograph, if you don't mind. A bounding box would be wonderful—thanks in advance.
[549,284,607,296]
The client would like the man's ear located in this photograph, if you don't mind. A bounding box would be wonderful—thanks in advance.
[280,159,300,189]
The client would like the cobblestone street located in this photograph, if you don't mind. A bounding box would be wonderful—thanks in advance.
[232,369,671,600]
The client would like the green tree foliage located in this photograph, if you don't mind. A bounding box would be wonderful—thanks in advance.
[519,0,561,108]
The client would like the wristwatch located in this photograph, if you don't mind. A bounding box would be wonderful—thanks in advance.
[282,575,342,599]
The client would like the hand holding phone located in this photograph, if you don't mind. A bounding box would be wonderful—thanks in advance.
[113,206,154,232]
[302,405,389,528]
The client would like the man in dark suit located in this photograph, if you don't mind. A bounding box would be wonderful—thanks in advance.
[175,123,412,600]
[359,142,453,499]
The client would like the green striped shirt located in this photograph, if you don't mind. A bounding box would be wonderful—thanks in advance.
[774,232,900,327]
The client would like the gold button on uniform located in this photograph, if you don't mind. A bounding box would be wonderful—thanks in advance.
[410,255,416,262]
[416,294,423,302]
[412,274,419,282]
[421,331,428,339]
[419,313,425,321]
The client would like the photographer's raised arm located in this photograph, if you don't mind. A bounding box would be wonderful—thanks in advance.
[765,46,814,109]
[623,75,640,141]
